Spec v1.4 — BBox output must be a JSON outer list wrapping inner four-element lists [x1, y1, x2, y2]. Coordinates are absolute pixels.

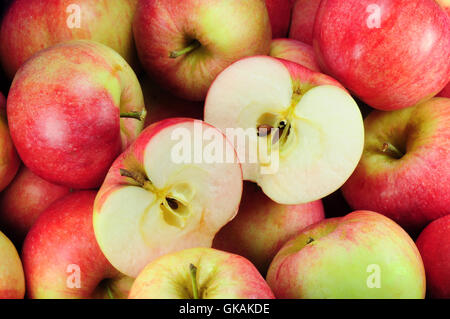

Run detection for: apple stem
[[189, 263, 200, 299], [169, 40, 201, 59], [120, 111, 144, 121], [381, 142, 404, 159], [306, 237, 315, 245], [106, 285, 114, 299], [119, 168, 156, 193]]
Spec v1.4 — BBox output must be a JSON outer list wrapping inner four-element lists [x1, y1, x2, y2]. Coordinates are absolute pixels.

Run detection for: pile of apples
[[0, 0, 449, 300]]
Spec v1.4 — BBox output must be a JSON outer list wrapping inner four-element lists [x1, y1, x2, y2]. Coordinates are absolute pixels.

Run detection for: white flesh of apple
[[204, 57, 364, 204], [94, 121, 242, 277]]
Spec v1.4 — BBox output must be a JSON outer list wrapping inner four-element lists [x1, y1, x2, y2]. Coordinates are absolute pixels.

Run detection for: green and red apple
[[7, 40, 146, 189], [0, 0, 138, 79], [22, 191, 133, 299], [342, 97, 450, 232], [133, 0, 272, 101], [129, 248, 275, 299], [204, 56, 364, 204], [0, 230, 25, 299], [267, 211, 426, 298], [213, 182, 324, 274], [270, 38, 320, 71]]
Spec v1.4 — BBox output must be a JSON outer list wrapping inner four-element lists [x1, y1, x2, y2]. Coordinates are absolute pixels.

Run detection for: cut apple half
[[93, 119, 243, 277], [204, 56, 364, 204]]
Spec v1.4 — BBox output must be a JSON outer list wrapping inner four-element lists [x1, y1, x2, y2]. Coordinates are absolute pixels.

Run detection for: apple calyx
[[169, 40, 201, 59], [119, 168, 193, 229], [120, 111, 145, 121], [189, 263, 200, 299], [381, 142, 404, 159]]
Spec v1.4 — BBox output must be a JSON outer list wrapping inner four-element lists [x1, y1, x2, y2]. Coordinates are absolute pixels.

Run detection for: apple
[[436, 0, 450, 15], [0, 166, 71, 244], [7, 40, 146, 189], [265, 0, 294, 38], [313, 0, 450, 111], [140, 76, 203, 128], [289, 0, 321, 45], [438, 83, 450, 98], [93, 118, 243, 278], [416, 214, 450, 299], [267, 211, 426, 298], [0, 0, 138, 79], [0, 230, 25, 299], [341, 97, 450, 233], [133, 0, 272, 101], [0, 91, 19, 192], [270, 38, 320, 72], [204, 56, 364, 205], [129, 247, 274, 299], [213, 182, 324, 275], [22, 191, 133, 299]]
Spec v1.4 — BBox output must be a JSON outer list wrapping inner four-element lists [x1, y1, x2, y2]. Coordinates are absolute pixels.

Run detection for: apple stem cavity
[[381, 142, 404, 159], [169, 40, 201, 59], [120, 111, 144, 121], [189, 263, 200, 299]]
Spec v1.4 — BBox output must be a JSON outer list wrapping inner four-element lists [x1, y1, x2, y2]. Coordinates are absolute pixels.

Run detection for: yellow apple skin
[[129, 248, 275, 299], [213, 182, 324, 275], [0, 231, 25, 299]]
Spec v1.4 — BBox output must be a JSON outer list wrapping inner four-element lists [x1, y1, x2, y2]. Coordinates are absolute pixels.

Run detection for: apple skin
[[22, 191, 133, 299], [0, 91, 19, 192], [265, 0, 294, 38], [141, 76, 203, 128], [289, 0, 321, 45], [416, 214, 450, 299], [436, 0, 450, 15], [267, 211, 426, 299], [133, 0, 272, 101], [270, 38, 320, 72], [0, 230, 25, 299], [341, 97, 450, 233], [438, 83, 450, 98], [7, 40, 145, 189], [129, 247, 275, 299], [313, 0, 450, 111], [213, 182, 324, 275], [0, 0, 138, 79], [0, 166, 71, 244]]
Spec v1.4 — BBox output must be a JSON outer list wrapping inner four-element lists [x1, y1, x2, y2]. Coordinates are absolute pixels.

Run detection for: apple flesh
[[341, 97, 450, 232], [313, 0, 450, 111], [0, 0, 138, 79], [7, 40, 146, 189], [0, 166, 71, 244], [22, 191, 133, 299], [0, 230, 25, 299], [93, 118, 243, 278], [133, 0, 272, 101], [265, 0, 294, 38], [289, 0, 321, 45], [267, 211, 426, 298], [213, 182, 324, 275], [129, 247, 275, 299], [204, 56, 364, 204], [416, 214, 450, 299], [0, 91, 19, 192], [270, 38, 320, 72]]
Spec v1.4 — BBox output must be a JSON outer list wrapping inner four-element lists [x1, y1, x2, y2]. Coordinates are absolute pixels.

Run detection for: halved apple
[[93, 118, 243, 277], [204, 56, 364, 204]]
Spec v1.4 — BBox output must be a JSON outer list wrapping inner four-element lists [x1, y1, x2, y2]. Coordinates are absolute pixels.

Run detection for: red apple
[[416, 214, 450, 299], [7, 40, 146, 189], [0, 0, 138, 79], [342, 97, 450, 232], [129, 248, 275, 299], [213, 182, 324, 275], [0, 166, 71, 244], [289, 0, 321, 45], [133, 0, 272, 101], [0, 91, 19, 192], [313, 0, 450, 110], [270, 38, 320, 71], [22, 191, 133, 299], [438, 84, 450, 98], [267, 211, 426, 298], [265, 0, 294, 38], [0, 230, 25, 299]]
